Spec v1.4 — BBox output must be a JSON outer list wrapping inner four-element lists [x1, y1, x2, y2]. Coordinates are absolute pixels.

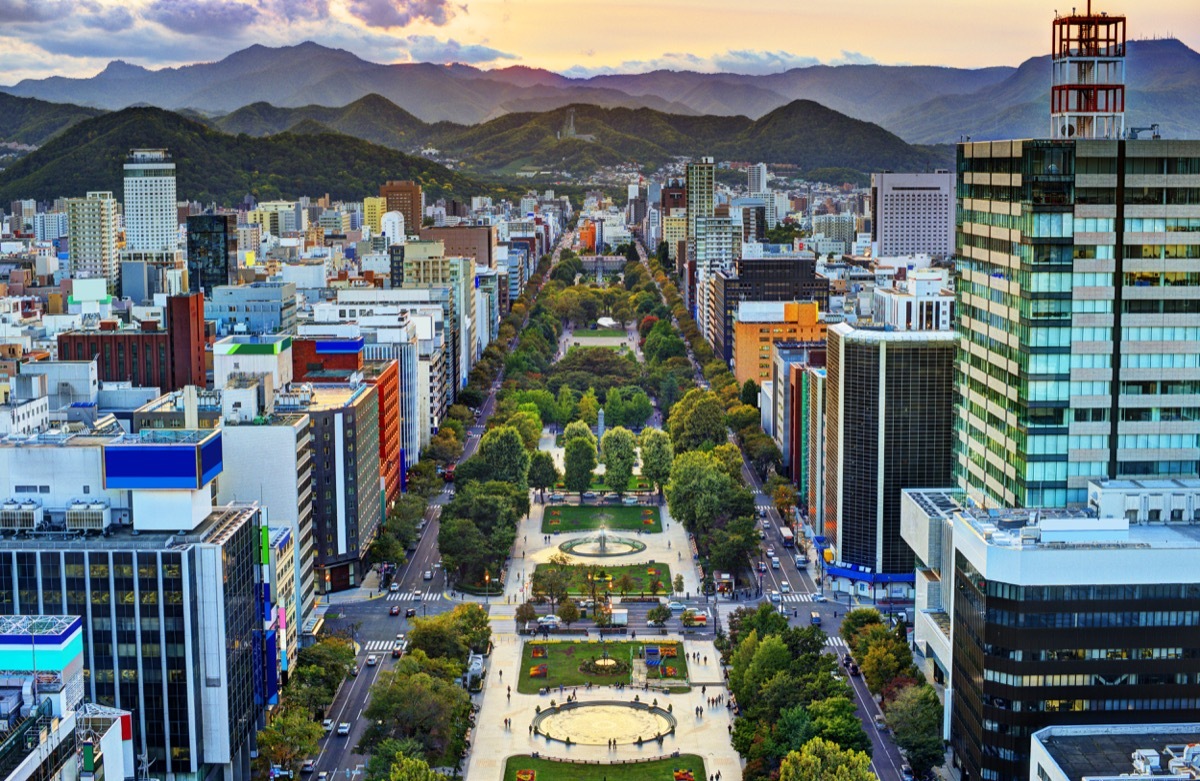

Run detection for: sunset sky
[[1, 0, 1198, 83]]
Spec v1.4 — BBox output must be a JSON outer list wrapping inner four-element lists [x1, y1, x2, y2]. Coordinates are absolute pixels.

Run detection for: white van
[[770, 556, 780, 570]]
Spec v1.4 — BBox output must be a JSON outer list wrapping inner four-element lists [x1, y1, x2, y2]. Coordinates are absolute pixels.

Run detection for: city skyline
[[2, 0, 1199, 83]]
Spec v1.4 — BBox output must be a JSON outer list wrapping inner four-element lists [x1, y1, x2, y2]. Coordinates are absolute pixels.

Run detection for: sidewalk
[[319, 568, 386, 606]]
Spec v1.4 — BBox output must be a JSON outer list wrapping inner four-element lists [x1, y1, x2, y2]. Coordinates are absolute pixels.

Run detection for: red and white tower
[[1051, 2, 1126, 140]]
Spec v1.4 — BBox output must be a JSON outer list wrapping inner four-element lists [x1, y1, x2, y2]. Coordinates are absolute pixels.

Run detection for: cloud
[[344, 0, 458, 28], [400, 35, 514, 63], [263, 0, 330, 23], [79, 5, 136, 31], [0, 0, 63, 23], [711, 49, 820, 74], [828, 50, 878, 66], [143, 0, 260, 35]]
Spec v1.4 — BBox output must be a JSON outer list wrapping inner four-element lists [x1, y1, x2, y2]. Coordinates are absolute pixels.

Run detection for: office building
[[712, 255, 830, 363], [731, 302, 826, 386], [206, 281, 297, 335], [66, 192, 120, 290], [123, 149, 177, 253], [419, 225, 497, 268], [900, 485, 1200, 781], [186, 214, 238, 295], [802, 366, 827, 525], [0, 616, 135, 781], [872, 269, 955, 331], [823, 322, 956, 587], [0, 427, 265, 781], [57, 293, 205, 393], [955, 137, 1200, 509], [660, 177, 686, 214], [869, 172, 955, 258], [379, 181, 423, 241], [685, 157, 715, 242], [1030, 724, 1200, 781]]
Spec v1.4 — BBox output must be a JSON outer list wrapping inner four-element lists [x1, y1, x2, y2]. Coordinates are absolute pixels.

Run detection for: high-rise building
[[363, 196, 386, 235], [186, 214, 238, 295], [824, 322, 956, 584], [123, 149, 177, 252], [731, 301, 826, 386], [955, 138, 1200, 509], [747, 162, 768, 195], [66, 192, 120, 290], [685, 157, 715, 243], [661, 177, 687, 214], [712, 256, 830, 363], [870, 172, 955, 257], [379, 180, 423, 240], [419, 225, 497, 268]]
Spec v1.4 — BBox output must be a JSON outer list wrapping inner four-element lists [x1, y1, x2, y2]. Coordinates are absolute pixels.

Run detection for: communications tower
[[1050, 1, 1126, 140]]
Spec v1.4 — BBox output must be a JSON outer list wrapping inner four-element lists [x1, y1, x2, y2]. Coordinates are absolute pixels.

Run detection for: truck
[[443, 463, 456, 482], [609, 609, 628, 627]]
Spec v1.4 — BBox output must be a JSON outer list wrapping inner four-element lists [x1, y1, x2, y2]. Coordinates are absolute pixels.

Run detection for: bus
[[443, 463, 456, 482], [780, 527, 795, 548]]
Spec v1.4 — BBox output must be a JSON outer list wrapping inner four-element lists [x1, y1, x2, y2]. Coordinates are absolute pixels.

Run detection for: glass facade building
[[955, 139, 1200, 509], [186, 214, 238, 296]]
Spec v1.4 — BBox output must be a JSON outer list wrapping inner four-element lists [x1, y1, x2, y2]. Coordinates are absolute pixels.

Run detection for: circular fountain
[[532, 701, 676, 745], [558, 524, 646, 557]]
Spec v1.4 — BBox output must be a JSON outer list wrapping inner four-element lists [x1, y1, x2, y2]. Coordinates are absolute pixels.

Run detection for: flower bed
[[530, 664, 548, 678], [532, 646, 547, 658]]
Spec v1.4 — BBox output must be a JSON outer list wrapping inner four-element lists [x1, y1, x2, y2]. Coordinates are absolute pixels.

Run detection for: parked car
[[318, 772, 329, 781], [582, 491, 597, 500], [901, 764, 914, 781], [549, 494, 564, 503], [622, 496, 639, 506], [874, 714, 888, 731], [301, 761, 316, 774], [537, 615, 560, 627], [322, 719, 333, 732], [667, 601, 686, 611], [757, 561, 767, 573], [350, 665, 359, 677], [336, 722, 351, 736], [389, 605, 401, 616]]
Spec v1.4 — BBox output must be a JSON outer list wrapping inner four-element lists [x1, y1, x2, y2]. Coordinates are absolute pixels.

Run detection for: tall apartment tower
[[747, 162, 768, 195], [66, 191, 120, 289], [1051, 2, 1126, 140], [123, 149, 177, 252], [824, 322, 956, 584], [685, 157, 715, 240], [870, 172, 955, 257], [379, 180, 423, 239]]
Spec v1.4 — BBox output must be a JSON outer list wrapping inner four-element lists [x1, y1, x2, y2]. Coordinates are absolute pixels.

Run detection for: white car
[[366, 655, 378, 666], [322, 719, 333, 732], [812, 593, 827, 603], [769, 590, 781, 603], [423, 570, 433, 581], [667, 601, 686, 611], [336, 722, 351, 736], [766, 546, 776, 557], [780, 582, 791, 593], [537, 615, 560, 627]]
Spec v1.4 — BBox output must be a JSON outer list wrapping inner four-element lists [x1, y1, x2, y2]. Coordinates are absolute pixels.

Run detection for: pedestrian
[[499, 670, 503, 679], [529, 725, 533, 735], [704, 656, 707, 665], [728, 724, 733, 735], [717, 771, 722, 780]]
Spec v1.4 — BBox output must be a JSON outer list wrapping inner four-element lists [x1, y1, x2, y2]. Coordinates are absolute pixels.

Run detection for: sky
[[1, 0, 1198, 83]]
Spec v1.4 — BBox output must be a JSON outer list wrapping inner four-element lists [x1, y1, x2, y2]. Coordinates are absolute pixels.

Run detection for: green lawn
[[574, 329, 629, 338], [543, 504, 662, 533], [531, 562, 673, 597], [515, 640, 688, 694], [504, 754, 706, 781]]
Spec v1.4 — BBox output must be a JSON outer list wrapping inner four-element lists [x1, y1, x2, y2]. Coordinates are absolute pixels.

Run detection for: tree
[[808, 697, 872, 754], [527, 450, 561, 501], [556, 600, 581, 628], [556, 384, 577, 424], [449, 603, 492, 655], [886, 684, 945, 778], [625, 391, 654, 429], [600, 427, 637, 495], [638, 428, 674, 496], [507, 410, 543, 451], [614, 573, 635, 597], [649, 578, 664, 596], [475, 426, 530, 490], [839, 608, 884, 646], [563, 437, 596, 497], [673, 573, 685, 595], [646, 604, 672, 626], [561, 419, 595, 447], [578, 388, 600, 426], [363, 669, 470, 763], [778, 737, 875, 781], [386, 753, 449, 781], [860, 643, 904, 694], [426, 428, 463, 464], [741, 379, 761, 407], [407, 613, 468, 662], [256, 705, 323, 772], [773, 483, 799, 520], [515, 601, 538, 626], [667, 389, 727, 452]]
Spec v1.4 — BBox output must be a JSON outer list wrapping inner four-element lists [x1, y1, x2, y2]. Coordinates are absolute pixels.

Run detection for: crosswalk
[[825, 636, 848, 649], [361, 640, 397, 653], [780, 593, 820, 603], [384, 591, 442, 602]]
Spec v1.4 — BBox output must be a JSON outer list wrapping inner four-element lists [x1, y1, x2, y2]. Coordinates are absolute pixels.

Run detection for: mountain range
[[3, 39, 1199, 143]]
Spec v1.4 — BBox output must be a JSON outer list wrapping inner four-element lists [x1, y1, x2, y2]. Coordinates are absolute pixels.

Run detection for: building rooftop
[[0, 615, 80, 637], [0, 502, 258, 552], [1034, 723, 1200, 781]]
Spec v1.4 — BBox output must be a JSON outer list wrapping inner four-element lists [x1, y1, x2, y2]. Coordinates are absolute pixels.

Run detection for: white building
[[1031, 724, 1200, 781], [747, 162, 768, 196], [123, 149, 177, 252], [872, 269, 955, 331], [870, 171, 954, 258]]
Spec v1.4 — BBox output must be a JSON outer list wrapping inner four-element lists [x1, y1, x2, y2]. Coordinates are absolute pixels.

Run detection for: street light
[[485, 570, 490, 604]]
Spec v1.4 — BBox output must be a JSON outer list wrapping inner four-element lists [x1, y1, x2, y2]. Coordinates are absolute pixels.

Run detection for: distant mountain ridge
[[4, 39, 1198, 142]]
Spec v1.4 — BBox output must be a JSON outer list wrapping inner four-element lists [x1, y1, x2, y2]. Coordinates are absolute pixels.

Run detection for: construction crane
[[1127, 124, 1161, 140]]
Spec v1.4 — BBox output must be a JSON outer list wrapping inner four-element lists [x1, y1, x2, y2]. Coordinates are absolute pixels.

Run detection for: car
[[622, 496, 639, 506], [771, 557, 780, 570], [780, 582, 791, 593], [582, 491, 597, 500], [769, 590, 781, 603], [336, 722, 351, 736], [322, 719, 333, 732], [396, 633, 406, 641], [423, 570, 433, 581], [388, 582, 400, 593], [756, 507, 767, 518], [758, 529, 766, 539], [874, 714, 888, 731], [766, 546, 776, 557], [537, 615, 560, 627], [301, 761, 316, 774], [848, 663, 861, 677], [318, 773, 329, 781], [435, 560, 443, 569], [901, 764, 914, 781], [667, 601, 686, 611], [812, 593, 827, 603], [350, 665, 359, 677], [405, 607, 417, 618], [549, 494, 564, 503], [392, 645, 404, 658], [794, 555, 807, 569], [762, 520, 772, 530], [389, 605, 401, 616], [843, 654, 853, 667], [757, 561, 767, 573], [366, 655, 378, 666], [603, 494, 621, 504], [413, 590, 423, 601]]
